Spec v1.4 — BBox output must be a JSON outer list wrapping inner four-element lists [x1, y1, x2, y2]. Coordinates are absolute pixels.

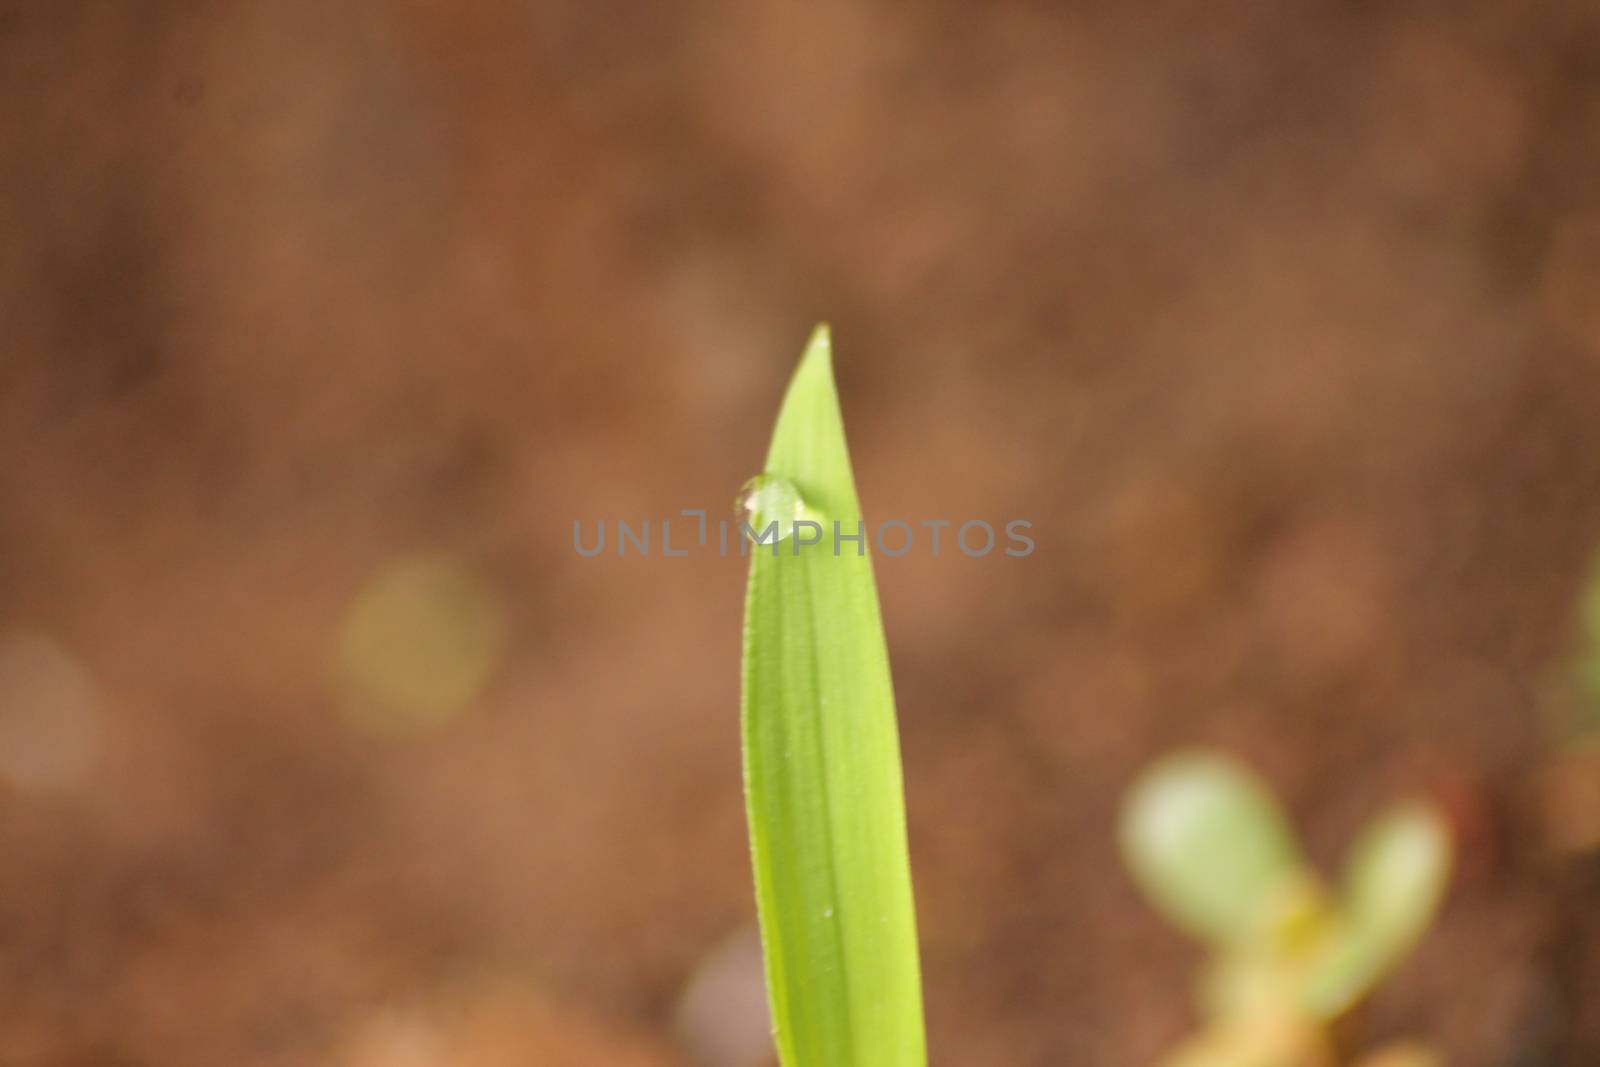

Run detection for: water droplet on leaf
[[735, 474, 812, 545]]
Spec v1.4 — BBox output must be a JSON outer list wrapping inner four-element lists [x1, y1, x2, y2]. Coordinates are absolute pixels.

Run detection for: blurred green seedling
[[1120, 750, 1453, 1067], [1533, 551, 1600, 861], [1559, 551, 1600, 747]]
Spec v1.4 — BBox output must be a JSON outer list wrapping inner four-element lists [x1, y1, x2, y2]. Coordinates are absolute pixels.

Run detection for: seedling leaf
[[1301, 801, 1452, 1017], [1120, 751, 1303, 948]]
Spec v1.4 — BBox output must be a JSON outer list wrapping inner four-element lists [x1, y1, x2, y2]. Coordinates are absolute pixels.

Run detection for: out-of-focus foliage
[[1536, 552, 1600, 858], [1121, 752, 1304, 949], [1565, 553, 1600, 744], [1121, 750, 1453, 1067], [336, 553, 509, 734]]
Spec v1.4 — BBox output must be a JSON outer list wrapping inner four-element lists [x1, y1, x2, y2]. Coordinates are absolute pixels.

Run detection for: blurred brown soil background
[[4, 1, 1600, 1064]]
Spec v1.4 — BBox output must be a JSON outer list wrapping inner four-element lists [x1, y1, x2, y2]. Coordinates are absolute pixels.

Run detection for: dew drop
[[734, 474, 813, 545]]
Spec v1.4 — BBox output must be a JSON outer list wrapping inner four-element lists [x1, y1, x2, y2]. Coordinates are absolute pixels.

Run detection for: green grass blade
[[741, 325, 927, 1067]]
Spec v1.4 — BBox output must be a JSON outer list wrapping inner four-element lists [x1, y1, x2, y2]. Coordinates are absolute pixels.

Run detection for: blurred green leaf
[[1561, 551, 1600, 742], [1301, 802, 1452, 1017], [741, 326, 927, 1067], [1582, 553, 1600, 644], [1571, 555, 1600, 737], [1121, 751, 1304, 948], [336, 553, 507, 734]]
